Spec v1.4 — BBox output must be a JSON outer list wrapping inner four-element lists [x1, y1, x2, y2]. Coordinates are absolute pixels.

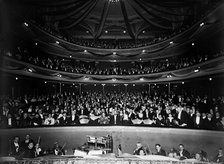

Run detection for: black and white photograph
[[0, 0, 224, 163]]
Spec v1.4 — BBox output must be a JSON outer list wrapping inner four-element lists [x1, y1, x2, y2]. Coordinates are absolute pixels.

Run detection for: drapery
[[133, 0, 174, 23], [135, 0, 187, 23], [94, 1, 111, 39], [141, 0, 196, 7], [119, 0, 136, 40], [59, 0, 98, 29], [127, 0, 172, 30], [41, 0, 87, 16], [55, 0, 93, 21], [23, 0, 81, 7], [139, 0, 191, 17]]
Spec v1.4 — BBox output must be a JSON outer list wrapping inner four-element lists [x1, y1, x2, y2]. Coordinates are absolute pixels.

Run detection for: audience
[[4, 47, 224, 76], [0, 91, 224, 131]]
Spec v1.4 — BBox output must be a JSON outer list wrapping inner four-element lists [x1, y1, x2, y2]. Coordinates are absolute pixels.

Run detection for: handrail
[[0, 156, 220, 164]]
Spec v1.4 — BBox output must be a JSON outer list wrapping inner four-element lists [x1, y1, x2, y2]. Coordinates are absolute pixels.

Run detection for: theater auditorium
[[0, 0, 224, 163]]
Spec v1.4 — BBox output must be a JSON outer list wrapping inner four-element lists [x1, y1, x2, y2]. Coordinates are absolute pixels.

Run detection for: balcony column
[[168, 83, 171, 96], [148, 84, 151, 96], [59, 83, 62, 95], [102, 84, 105, 95], [79, 83, 82, 95], [124, 84, 128, 93]]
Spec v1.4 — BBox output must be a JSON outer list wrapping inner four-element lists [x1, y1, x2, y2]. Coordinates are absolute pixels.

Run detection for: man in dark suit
[[155, 144, 166, 156], [188, 108, 195, 128], [22, 142, 36, 158], [204, 113, 215, 130], [179, 144, 190, 160], [10, 136, 22, 156], [110, 110, 121, 125], [193, 111, 203, 129], [176, 106, 189, 127], [21, 134, 34, 150], [68, 110, 79, 125], [59, 112, 69, 125]]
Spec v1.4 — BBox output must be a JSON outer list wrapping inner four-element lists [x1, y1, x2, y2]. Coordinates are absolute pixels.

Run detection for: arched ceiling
[[7, 0, 219, 40]]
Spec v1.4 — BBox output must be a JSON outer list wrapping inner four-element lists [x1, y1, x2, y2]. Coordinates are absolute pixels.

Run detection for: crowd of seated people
[[32, 20, 190, 49], [6, 133, 224, 163], [4, 47, 224, 75], [0, 91, 224, 130]]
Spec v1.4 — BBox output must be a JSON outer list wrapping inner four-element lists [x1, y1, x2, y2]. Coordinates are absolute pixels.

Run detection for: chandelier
[[109, 0, 119, 3]]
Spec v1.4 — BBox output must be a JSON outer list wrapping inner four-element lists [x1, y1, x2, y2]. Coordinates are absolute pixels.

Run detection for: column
[[102, 84, 105, 95], [59, 83, 62, 94], [148, 84, 151, 96], [79, 83, 82, 95], [168, 83, 171, 96], [124, 84, 128, 93]]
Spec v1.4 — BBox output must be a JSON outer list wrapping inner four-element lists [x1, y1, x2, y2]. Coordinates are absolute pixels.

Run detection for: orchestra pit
[[0, 0, 224, 163]]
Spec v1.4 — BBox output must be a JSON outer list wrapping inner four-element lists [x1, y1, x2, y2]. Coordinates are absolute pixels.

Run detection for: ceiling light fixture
[[200, 22, 204, 27], [194, 69, 199, 73], [109, 0, 119, 2], [28, 68, 33, 72], [24, 22, 28, 27]]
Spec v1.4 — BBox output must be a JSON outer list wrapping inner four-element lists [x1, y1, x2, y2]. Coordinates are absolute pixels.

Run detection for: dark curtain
[[119, 0, 135, 39], [127, 0, 172, 30], [59, 0, 98, 29], [94, 1, 111, 39]]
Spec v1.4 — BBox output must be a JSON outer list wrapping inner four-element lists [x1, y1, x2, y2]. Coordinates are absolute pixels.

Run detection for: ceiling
[[1, 0, 224, 62], [4, 0, 220, 40]]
